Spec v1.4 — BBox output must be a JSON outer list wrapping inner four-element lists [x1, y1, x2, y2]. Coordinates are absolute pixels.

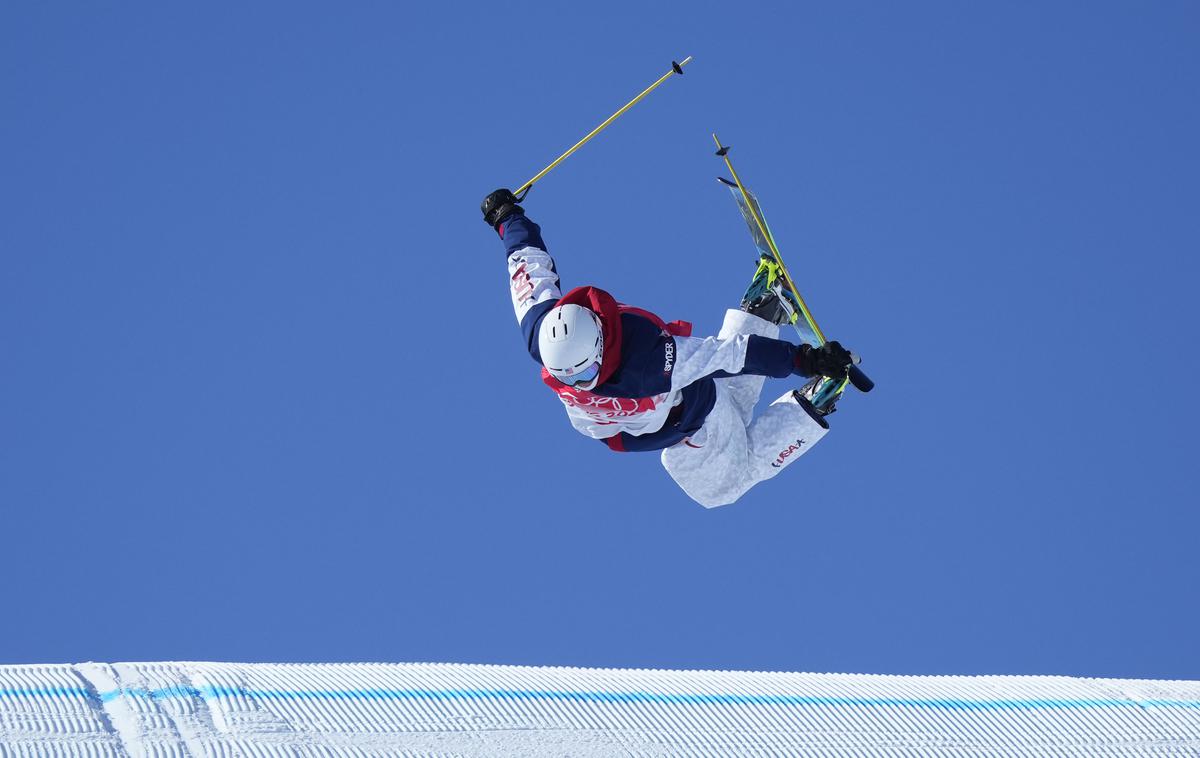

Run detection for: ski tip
[[672, 60, 684, 75], [717, 176, 737, 187]]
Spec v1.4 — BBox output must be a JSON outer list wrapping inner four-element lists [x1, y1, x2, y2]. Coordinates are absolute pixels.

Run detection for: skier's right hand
[[481, 189, 523, 229], [794, 341, 853, 379]]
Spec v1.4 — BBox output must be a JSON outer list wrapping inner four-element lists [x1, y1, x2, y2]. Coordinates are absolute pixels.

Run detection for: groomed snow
[[1, 661, 1198, 756]]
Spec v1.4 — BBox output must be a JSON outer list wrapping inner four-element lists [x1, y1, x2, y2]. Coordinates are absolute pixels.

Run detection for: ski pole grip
[[849, 365, 875, 393]]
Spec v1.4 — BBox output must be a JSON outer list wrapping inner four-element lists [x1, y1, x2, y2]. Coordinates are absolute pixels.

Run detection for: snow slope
[[1, 662, 1199, 756]]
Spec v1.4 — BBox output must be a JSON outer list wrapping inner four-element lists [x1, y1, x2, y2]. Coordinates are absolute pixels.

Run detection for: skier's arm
[[483, 190, 562, 363], [504, 215, 561, 363], [669, 333, 798, 390], [670, 330, 855, 389]]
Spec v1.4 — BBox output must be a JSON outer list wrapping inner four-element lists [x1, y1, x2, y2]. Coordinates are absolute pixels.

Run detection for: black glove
[[481, 188, 523, 229], [793, 340, 853, 379]]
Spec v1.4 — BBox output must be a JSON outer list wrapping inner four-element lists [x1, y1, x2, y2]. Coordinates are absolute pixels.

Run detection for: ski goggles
[[553, 361, 601, 387]]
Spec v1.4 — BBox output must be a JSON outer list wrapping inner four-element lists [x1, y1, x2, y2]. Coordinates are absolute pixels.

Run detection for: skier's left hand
[[794, 341, 853, 379]]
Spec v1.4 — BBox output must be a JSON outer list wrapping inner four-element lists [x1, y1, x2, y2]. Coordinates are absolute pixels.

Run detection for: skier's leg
[[661, 389, 828, 508], [660, 389, 748, 507], [742, 390, 830, 485], [716, 309, 778, 426]]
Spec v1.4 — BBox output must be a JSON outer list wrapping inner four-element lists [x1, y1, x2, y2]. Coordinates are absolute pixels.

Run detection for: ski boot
[[795, 371, 849, 418], [739, 254, 803, 326]]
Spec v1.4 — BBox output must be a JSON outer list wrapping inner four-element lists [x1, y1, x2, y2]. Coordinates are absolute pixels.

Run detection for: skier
[[483, 188, 856, 507]]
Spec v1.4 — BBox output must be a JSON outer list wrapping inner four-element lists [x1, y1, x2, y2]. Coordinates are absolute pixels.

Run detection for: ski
[[713, 135, 874, 394]]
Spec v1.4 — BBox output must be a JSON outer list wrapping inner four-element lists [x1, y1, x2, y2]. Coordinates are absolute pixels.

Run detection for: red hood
[[542, 286, 623, 388], [539, 287, 691, 395]]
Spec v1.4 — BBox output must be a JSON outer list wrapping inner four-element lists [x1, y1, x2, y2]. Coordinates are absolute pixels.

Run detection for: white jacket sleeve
[[669, 334, 754, 390], [669, 309, 786, 391], [507, 246, 561, 326]]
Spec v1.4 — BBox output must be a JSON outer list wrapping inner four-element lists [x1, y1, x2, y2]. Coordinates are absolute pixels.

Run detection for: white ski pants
[[660, 309, 829, 508]]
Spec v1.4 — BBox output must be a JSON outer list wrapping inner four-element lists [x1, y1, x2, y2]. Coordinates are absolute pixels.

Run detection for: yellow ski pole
[[712, 133, 825, 343], [513, 57, 693, 200]]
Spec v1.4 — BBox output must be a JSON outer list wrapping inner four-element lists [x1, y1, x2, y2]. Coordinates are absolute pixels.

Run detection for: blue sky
[[2, 2, 1198, 679]]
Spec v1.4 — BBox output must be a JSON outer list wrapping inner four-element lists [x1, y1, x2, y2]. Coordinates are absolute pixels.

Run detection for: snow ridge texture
[[1, 661, 1199, 756]]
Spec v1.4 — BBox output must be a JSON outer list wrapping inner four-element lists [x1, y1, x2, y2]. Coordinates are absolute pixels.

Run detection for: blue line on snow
[[77, 685, 1200, 712], [0, 687, 92, 699]]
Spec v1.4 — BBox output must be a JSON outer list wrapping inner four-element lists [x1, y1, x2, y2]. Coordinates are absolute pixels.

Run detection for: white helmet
[[539, 304, 604, 388]]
